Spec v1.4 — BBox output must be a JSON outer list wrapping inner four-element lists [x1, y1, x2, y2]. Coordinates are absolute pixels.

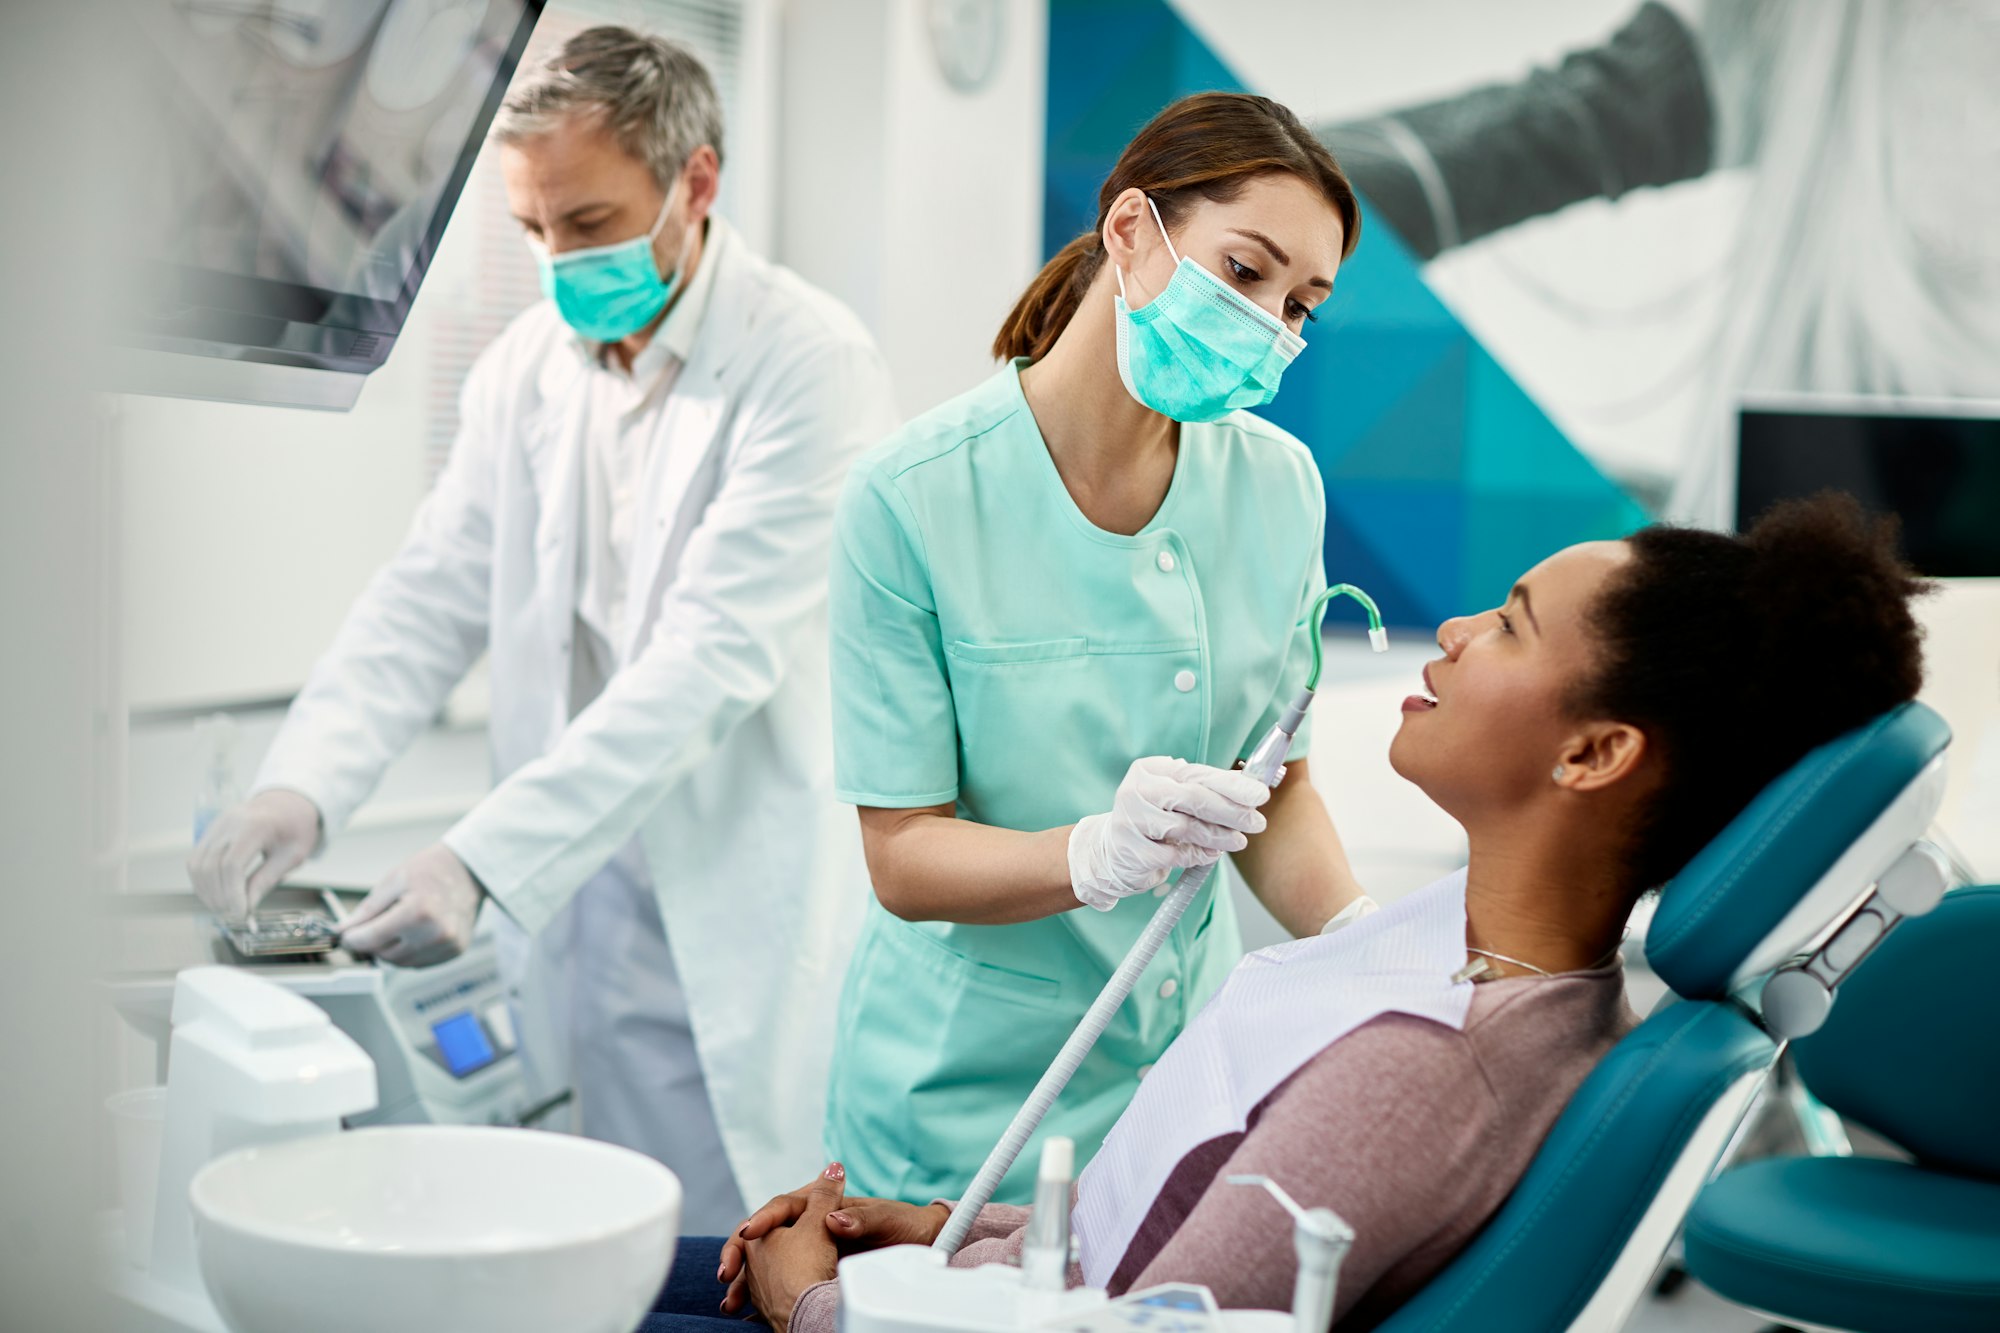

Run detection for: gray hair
[[494, 26, 725, 186]]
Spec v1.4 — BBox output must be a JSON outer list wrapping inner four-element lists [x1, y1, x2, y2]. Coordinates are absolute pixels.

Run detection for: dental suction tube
[[931, 584, 1385, 1257], [931, 855, 1227, 1254]]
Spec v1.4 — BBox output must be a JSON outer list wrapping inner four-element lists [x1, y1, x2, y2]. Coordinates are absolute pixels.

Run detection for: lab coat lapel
[[620, 227, 754, 659], [531, 356, 591, 713]]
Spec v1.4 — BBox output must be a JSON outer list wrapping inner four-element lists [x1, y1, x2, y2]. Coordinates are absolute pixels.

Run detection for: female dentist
[[822, 93, 1374, 1205]]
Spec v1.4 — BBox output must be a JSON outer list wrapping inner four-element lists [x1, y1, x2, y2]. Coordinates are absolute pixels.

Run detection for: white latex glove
[[187, 788, 323, 925], [1068, 757, 1273, 911], [337, 843, 485, 968]]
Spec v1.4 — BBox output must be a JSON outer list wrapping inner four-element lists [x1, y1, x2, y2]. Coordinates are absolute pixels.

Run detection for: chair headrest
[[1793, 884, 2000, 1182], [1646, 702, 1951, 1000]]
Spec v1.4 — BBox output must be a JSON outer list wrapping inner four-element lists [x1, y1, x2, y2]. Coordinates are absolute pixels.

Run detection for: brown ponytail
[[992, 92, 1360, 363]]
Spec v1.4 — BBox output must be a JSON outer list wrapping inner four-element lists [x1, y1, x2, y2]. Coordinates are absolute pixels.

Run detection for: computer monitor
[[109, 0, 545, 410], [1735, 395, 2000, 578]]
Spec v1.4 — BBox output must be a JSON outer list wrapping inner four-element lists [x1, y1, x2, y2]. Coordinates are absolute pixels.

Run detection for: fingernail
[[738, 1225, 748, 1236], [824, 1162, 845, 1181], [716, 1265, 725, 1281], [829, 1211, 851, 1227]]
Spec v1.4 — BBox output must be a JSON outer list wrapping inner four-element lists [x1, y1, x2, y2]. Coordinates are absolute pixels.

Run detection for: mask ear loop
[[651, 175, 697, 288], [647, 177, 681, 242], [1114, 193, 1182, 305], [1145, 194, 1182, 265]]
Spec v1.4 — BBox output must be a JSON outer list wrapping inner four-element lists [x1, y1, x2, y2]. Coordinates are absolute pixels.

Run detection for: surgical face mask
[[529, 185, 684, 343], [1112, 195, 1307, 423]]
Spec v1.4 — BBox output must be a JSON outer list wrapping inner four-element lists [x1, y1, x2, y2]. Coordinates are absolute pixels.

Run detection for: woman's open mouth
[[1402, 664, 1440, 714]]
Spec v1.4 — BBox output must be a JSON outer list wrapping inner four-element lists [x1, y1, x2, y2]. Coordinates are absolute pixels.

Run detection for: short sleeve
[[1240, 480, 1327, 763], [830, 462, 962, 807]]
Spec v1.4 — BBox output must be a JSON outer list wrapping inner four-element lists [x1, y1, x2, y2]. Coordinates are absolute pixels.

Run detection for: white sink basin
[[189, 1126, 681, 1333]]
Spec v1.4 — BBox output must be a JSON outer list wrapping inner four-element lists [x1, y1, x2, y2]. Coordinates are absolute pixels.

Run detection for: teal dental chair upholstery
[[1682, 883, 2000, 1333], [1374, 701, 1953, 1333]]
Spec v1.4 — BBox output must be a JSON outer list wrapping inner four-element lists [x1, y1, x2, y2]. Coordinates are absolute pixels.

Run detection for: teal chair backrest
[[1374, 702, 1951, 1332], [1791, 884, 2000, 1181]]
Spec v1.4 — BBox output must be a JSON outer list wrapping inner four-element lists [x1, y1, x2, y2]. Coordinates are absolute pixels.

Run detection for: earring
[[1552, 765, 1567, 782]]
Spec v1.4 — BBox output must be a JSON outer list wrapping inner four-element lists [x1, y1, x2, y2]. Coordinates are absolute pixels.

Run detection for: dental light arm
[[931, 585, 1386, 1257]]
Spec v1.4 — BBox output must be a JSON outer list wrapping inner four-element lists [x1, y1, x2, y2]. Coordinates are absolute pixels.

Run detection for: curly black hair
[[1573, 491, 1931, 894]]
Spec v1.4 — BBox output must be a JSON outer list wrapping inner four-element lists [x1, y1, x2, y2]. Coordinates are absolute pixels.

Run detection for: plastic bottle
[[193, 713, 240, 845]]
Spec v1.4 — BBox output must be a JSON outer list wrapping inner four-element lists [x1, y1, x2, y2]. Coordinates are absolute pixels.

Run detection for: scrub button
[[1158, 978, 1178, 1000], [1174, 669, 1197, 693], [1137, 1064, 1155, 1081], [1156, 550, 1177, 573]]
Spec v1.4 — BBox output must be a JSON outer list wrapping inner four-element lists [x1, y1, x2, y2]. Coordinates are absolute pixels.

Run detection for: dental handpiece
[[1227, 1175, 1356, 1333], [1020, 1136, 1076, 1291]]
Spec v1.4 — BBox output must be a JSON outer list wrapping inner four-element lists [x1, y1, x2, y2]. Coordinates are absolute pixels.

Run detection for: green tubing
[[1303, 583, 1385, 690]]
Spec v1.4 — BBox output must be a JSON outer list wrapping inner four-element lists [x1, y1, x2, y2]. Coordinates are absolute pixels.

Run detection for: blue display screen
[[431, 1011, 496, 1077]]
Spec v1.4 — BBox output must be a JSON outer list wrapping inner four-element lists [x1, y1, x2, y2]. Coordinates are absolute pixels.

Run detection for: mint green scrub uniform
[[824, 359, 1328, 1204]]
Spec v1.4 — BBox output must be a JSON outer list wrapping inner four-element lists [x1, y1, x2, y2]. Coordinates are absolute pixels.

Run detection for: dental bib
[[1072, 869, 1474, 1286]]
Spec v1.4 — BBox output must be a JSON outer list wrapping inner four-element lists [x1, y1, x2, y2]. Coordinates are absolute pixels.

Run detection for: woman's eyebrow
[[1224, 228, 1334, 291], [1509, 583, 1542, 635], [1225, 227, 1290, 265]]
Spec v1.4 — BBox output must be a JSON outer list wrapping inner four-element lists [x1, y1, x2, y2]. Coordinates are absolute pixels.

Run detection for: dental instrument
[[1020, 1137, 1076, 1292], [933, 584, 1386, 1256], [1226, 1175, 1356, 1333]]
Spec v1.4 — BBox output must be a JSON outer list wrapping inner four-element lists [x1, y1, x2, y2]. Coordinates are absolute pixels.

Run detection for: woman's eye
[[1227, 255, 1259, 283], [1498, 612, 1515, 635], [1287, 300, 1319, 324]]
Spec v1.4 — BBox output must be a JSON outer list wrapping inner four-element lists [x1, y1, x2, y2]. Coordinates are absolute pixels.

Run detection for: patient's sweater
[[791, 967, 1634, 1333]]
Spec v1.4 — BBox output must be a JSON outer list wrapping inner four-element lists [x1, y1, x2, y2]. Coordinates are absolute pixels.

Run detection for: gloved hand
[[1068, 757, 1272, 911], [187, 788, 323, 924], [337, 843, 485, 968]]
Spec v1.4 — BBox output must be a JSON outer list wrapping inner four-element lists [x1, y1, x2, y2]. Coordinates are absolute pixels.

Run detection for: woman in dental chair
[[646, 493, 1927, 1333]]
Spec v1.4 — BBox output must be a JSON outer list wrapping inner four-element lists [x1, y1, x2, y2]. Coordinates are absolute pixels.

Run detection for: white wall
[[115, 331, 439, 713], [775, 0, 1047, 419]]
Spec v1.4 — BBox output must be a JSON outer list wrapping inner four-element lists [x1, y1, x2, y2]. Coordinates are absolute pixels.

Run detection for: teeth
[[1419, 692, 1439, 706]]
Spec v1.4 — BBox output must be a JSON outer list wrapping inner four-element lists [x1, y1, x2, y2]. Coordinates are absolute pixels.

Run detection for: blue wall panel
[[1045, 0, 1650, 629]]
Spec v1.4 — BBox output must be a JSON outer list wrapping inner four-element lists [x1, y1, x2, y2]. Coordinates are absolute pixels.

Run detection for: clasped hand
[[717, 1163, 949, 1331]]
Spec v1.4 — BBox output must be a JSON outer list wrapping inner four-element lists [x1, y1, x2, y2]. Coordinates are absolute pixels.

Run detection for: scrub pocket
[[943, 636, 1205, 833], [826, 913, 1070, 1204], [944, 637, 1089, 667]]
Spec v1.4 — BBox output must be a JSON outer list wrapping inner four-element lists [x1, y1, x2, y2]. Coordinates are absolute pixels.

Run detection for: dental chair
[[1374, 700, 1953, 1333], [1681, 882, 2000, 1333]]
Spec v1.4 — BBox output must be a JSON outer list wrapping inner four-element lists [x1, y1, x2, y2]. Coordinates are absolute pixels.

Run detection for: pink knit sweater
[[792, 967, 1633, 1332]]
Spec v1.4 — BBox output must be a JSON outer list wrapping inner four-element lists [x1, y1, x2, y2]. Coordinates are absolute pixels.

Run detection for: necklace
[[1451, 932, 1628, 984]]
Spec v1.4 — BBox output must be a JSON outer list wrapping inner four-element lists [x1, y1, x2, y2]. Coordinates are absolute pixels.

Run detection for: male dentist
[[188, 27, 897, 1232]]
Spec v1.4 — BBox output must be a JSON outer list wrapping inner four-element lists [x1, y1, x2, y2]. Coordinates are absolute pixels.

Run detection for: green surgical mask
[[1112, 195, 1307, 422], [529, 185, 684, 344]]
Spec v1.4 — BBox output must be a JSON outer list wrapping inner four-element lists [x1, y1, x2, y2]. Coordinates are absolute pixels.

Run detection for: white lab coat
[[256, 218, 899, 1207]]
